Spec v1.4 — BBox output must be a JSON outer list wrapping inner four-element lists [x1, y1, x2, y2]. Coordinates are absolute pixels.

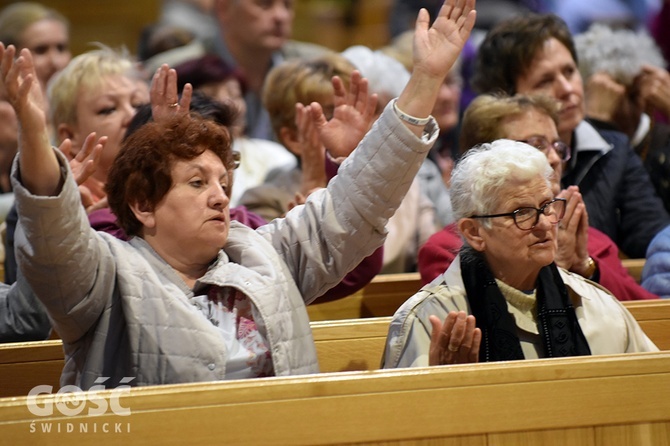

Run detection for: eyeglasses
[[470, 198, 567, 230], [517, 136, 571, 162]]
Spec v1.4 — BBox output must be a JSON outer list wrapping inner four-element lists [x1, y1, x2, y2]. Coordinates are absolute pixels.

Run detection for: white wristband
[[392, 99, 431, 126]]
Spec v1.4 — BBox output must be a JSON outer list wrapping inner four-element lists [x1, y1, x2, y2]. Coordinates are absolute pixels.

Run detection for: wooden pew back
[[308, 259, 649, 321], [1, 299, 668, 399], [1, 351, 669, 445]]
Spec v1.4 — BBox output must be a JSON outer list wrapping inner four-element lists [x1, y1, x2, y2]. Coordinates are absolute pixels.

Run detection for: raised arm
[[0, 45, 60, 196], [397, 0, 476, 136]]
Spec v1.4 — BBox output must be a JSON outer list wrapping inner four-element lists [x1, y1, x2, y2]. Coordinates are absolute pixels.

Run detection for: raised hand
[[150, 64, 192, 123], [0, 44, 60, 196], [412, 0, 477, 81], [63, 132, 109, 213], [66, 133, 107, 187], [428, 311, 481, 365], [307, 71, 378, 159], [0, 45, 47, 137], [294, 102, 327, 197], [396, 0, 476, 136], [638, 64, 670, 119], [584, 72, 626, 123]]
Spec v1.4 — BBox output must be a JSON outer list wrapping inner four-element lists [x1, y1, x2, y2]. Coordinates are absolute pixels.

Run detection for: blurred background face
[[66, 75, 149, 183], [199, 77, 247, 134], [432, 70, 462, 132], [515, 38, 584, 140], [19, 18, 71, 91], [499, 109, 563, 195], [219, 0, 294, 53]]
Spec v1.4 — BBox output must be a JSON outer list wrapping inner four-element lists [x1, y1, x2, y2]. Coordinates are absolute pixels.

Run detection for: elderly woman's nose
[[536, 211, 555, 230], [208, 182, 229, 209]]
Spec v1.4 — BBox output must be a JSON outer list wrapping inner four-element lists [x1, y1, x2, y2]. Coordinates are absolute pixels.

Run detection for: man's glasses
[[470, 198, 567, 230], [517, 136, 571, 162]]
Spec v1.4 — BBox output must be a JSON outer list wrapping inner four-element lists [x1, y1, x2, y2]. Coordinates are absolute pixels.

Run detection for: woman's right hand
[[428, 311, 481, 365]]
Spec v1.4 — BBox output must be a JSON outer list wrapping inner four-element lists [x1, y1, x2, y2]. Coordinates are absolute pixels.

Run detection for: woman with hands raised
[[0, 0, 476, 388]]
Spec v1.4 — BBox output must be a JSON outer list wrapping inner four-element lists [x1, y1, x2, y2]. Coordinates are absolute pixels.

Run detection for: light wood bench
[[0, 317, 392, 398], [1, 351, 669, 445], [308, 272, 422, 321], [1, 299, 668, 399]]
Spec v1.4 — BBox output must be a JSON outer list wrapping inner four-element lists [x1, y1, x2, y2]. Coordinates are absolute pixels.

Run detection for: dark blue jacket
[[562, 121, 670, 258]]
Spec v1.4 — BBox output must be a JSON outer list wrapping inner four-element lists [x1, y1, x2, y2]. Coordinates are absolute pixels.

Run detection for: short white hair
[[341, 45, 410, 101], [450, 140, 554, 225], [575, 23, 666, 86]]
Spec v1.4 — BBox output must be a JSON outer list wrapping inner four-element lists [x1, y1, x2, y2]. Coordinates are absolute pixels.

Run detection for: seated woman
[[383, 140, 657, 369], [418, 94, 658, 301], [1, 0, 476, 387]]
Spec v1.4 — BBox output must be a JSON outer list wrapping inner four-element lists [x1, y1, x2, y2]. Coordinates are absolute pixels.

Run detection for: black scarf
[[459, 248, 591, 362]]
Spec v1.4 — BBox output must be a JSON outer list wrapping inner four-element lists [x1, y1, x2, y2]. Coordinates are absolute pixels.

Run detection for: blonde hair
[[459, 93, 560, 154], [0, 2, 69, 46], [262, 53, 355, 139], [48, 45, 142, 130]]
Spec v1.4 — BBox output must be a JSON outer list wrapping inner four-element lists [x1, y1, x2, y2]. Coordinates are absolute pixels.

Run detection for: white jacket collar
[[574, 120, 613, 155]]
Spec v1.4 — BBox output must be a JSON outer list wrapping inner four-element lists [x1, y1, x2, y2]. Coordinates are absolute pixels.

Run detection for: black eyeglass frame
[[470, 197, 567, 230]]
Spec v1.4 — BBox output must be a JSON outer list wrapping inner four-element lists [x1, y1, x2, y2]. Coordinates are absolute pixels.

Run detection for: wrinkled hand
[[429, 311, 481, 365], [555, 186, 590, 275], [306, 71, 378, 159], [637, 64, 670, 118], [150, 64, 192, 123], [584, 72, 626, 123], [412, 0, 476, 81]]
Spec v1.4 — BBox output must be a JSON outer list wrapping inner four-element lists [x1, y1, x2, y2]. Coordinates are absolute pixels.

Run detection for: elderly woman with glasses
[[418, 94, 658, 301], [383, 140, 657, 368]]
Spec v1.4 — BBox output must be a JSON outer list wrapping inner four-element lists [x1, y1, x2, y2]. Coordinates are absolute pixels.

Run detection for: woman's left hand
[[428, 311, 481, 365], [555, 186, 590, 275]]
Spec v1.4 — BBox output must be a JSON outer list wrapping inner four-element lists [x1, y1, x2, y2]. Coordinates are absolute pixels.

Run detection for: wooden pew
[[1, 351, 669, 445], [309, 259, 649, 321], [622, 258, 646, 284], [0, 340, 63, 399], [2, 299, 669, 399], [0, 317, 391, 398], [308, 272, 421, 321]]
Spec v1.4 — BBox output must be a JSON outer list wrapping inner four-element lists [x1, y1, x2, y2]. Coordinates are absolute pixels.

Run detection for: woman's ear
[[459, 218, 486, 252], [129, 200, 156, 231]]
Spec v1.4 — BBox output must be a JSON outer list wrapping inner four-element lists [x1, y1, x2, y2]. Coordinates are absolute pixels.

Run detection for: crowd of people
[[0, 0, 667, 389]]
